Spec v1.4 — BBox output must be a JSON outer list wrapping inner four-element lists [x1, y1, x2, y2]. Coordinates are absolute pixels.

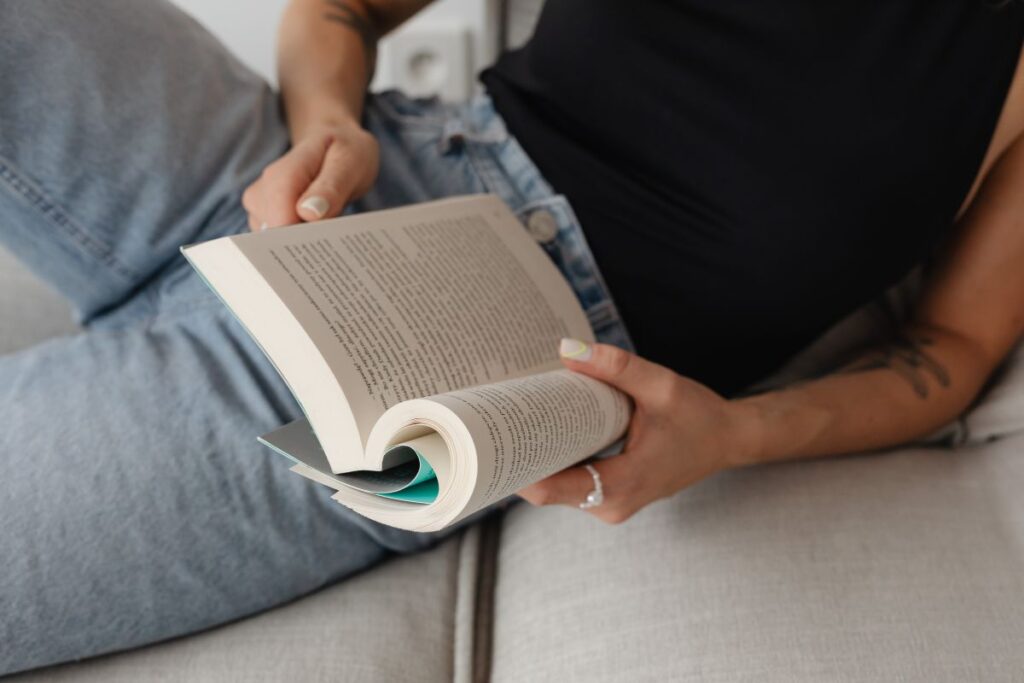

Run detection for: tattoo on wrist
[[324, 1, 380, 83], [841, 334, 951, 399]]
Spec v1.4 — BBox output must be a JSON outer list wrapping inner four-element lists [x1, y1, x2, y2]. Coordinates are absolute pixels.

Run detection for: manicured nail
[[559, 338, 592, 361], [299, 196, 329, 219]]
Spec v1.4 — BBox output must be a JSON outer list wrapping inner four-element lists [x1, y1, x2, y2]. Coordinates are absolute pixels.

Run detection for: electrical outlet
[[386, 22, 472, 102]]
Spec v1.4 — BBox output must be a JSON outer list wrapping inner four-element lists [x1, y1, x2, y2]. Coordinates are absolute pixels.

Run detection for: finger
[[296, 138, 360, 222], [517, 462, 598, 507], [246, 211, 268, 232], [259, 140, 325, 229], [577, 455, 642, 525], [242, 183, 263, 232], [558, 338, 670, 401], [518, 457, 642, 524]]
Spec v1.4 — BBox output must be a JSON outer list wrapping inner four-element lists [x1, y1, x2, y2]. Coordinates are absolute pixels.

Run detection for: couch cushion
[[0, 246, 77, 353], [490, 435, 1024, 682], [12, 530, 469, 682]]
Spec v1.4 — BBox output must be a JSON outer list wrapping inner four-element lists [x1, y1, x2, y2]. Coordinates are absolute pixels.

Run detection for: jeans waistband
[[441, 95, 559, 212], [440, 96, 635, 353]]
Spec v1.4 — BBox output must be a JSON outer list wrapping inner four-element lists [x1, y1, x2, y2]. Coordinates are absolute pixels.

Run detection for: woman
[[1, 0, 1022, 674]]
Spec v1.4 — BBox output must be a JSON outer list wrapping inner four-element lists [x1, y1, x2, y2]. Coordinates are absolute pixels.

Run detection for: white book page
[[428, 368, 631, 518], [227, 195, 593, 469], [331, 368, 631, 531]]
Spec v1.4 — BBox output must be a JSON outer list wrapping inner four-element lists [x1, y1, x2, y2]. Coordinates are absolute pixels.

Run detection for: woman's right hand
[[242, 118, 380, 231]]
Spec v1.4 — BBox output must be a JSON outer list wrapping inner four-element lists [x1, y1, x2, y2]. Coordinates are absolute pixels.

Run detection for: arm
[[518, 135, 1024, 524], [738, 133, 1024, 465], [243, 0, 432, 230], [277, 0, 429, 140]]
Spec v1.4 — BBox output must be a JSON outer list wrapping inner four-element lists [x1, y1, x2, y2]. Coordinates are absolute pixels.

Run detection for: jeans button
[[526, 209, 559, 244]]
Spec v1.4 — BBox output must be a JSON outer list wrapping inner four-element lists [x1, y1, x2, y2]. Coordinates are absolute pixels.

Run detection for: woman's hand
[[516, 339, 756, 524], [242, 118, 379, 230]]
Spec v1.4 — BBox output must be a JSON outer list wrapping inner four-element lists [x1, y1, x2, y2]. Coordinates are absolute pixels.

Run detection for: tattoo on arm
[[324, 0, 380, 83], [841, 334, 951, 399]]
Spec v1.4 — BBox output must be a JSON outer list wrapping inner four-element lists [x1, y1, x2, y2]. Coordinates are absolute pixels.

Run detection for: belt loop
[[439, 118, 466, 155]]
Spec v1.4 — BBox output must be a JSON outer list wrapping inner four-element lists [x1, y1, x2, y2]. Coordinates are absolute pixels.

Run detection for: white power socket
[[386, 22, 473, 102]]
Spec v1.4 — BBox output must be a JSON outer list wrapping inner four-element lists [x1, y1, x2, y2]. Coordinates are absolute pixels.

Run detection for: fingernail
[[559, 337, 592, 361], [299, 196, 329, 219], [259, 222, 269, 231]]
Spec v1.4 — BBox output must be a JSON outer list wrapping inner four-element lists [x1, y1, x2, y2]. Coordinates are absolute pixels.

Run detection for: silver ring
[[579, 464, 604, 509]]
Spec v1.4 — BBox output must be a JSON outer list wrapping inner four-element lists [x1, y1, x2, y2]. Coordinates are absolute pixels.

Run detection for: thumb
[[295, 138, 359, 222], [558, 338, 665, 398]]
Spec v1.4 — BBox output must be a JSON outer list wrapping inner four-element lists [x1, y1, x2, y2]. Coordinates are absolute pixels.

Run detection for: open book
[[182, 195, 630, 532]]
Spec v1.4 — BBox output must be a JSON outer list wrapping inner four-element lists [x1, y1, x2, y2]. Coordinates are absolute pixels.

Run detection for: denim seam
[[512, 195, 570, 218], [463, 141, 526, 209], [0, 157, 137, 282]]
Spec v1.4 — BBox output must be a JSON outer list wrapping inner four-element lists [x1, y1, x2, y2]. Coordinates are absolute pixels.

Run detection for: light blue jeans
[[0, 1, 630, 674]]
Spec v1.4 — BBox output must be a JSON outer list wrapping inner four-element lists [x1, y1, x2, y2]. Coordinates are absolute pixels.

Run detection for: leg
[[0, 281, 471, 675], [0, 89, 508, 682], [0, 0, 287, 322], [0, 19, 571, 672]]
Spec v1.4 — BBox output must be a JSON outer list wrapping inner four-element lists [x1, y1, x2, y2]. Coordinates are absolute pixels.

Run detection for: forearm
[[277, 0, 428, 141], [733, 130, 1024, 468], [732, 323, 996, 466]]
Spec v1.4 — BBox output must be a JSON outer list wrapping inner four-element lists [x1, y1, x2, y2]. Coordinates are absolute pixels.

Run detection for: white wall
[[169, 0, 498, 97], [170, 0, 289, 84]]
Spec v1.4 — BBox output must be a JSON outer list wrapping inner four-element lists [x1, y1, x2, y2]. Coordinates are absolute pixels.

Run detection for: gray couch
[[7, 1, 1024, 680]]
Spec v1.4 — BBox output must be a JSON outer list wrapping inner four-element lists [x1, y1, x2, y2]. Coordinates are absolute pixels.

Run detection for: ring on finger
[[579, 464, 604, 510]]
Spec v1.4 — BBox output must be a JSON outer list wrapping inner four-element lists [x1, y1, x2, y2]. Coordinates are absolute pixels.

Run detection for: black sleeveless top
[[481, 0, 1024, 395]]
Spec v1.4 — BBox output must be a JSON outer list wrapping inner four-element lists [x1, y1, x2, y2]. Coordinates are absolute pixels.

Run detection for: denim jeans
[[0, 1, 630, 674]]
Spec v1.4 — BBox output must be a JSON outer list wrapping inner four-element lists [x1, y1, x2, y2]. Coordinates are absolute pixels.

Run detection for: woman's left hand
[[516, 339, 756, 524]]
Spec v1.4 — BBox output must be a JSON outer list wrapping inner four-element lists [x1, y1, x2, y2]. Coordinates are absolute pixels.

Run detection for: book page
[[425, 369, 631, 513], [228, 196, 594, 461]]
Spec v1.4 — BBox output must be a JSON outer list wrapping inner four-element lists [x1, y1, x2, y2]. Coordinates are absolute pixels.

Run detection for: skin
[[247, 0, 1024, 525], [242, 0, 427, 229]]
